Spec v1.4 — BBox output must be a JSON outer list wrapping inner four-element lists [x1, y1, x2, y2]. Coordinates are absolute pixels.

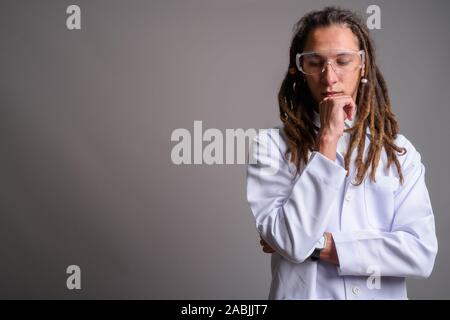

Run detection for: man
[[246, 7, 437, 299]]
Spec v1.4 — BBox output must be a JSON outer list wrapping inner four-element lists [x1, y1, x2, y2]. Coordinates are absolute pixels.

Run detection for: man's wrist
[[316, 134, 338, 161]]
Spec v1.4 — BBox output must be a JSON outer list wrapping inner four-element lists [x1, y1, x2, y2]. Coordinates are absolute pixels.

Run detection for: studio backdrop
[[0, 0, 449, 299]]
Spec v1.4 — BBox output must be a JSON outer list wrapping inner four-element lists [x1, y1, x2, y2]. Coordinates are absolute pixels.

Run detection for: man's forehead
[[304, 25, 359, 52], [306, 50, 358, 57]]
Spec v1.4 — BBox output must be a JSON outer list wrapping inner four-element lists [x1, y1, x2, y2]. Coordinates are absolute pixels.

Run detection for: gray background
[[0, 0, 448, 299]]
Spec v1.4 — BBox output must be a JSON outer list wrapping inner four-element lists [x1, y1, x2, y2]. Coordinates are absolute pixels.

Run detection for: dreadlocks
[[279, 6, 406, 186]]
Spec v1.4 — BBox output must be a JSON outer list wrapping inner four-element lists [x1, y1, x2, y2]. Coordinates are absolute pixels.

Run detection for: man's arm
[[259, 234, 337, 264], [258, 141, 437, 279], [332, 145, 437, 278], [247, 129, 347, 263]]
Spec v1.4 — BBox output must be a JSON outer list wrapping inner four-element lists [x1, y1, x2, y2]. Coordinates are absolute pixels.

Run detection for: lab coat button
[[345, 193, 352, 201], [352, 286, 360, 295]]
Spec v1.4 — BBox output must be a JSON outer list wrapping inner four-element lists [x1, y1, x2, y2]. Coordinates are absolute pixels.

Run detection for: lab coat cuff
[[307, 152, 347, 190], [332, 232, 365, 276]]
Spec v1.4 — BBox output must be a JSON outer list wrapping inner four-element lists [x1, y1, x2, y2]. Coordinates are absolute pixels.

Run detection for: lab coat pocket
[[364, 174, 399, 231]]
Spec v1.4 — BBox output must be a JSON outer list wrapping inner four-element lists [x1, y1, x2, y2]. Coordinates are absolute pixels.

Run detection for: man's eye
[[336, 55, 354, 66], [336, 58, 353, 66], [306, 59, 323, 67]]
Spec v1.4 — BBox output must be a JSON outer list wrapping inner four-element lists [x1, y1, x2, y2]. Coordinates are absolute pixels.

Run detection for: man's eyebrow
[[336, 52, 353, 56], [307, 51, 354, 58]]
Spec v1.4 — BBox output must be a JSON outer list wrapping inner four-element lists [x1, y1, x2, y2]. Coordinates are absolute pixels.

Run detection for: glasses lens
[[334, 52, 361, 72], [300, 53, 325, 75], [300, 52, 362, 75]]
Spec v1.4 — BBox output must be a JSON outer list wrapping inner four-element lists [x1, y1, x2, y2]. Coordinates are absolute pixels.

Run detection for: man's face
[[302, 25, 364, 105]]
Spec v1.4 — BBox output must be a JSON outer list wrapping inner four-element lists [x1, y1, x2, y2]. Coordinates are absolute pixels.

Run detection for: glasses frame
[[295, 49, 365, 76]]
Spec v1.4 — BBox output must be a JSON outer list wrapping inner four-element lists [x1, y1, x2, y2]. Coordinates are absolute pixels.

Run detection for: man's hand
[[316, 94, 357, 161], [259, 237, 275, 253], [318, 94, 356, 138], [319, 232, 340, 265]]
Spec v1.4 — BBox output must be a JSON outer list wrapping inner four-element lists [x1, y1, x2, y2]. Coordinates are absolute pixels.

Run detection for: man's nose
[[321, 62, 339, 85]]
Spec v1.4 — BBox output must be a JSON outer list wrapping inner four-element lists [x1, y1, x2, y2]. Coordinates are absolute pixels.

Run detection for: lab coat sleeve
[[246, 128, 347, 263], [333, 140, 438, 279]]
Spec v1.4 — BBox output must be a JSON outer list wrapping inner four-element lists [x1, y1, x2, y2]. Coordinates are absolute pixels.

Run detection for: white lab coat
[[246, 114, 438, 299]]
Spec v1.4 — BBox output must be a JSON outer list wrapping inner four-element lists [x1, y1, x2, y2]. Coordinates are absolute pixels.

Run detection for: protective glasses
[[296, 49, 365, 76]]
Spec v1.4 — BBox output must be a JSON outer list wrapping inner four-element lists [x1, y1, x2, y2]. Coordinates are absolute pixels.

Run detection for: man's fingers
[[319, 95, 357, 121], [260, 237, 275, 253], [343, 101, 356, 121], [343, 96, 357, 121], [263, 246, 275, 253], [332, 95, 356, 121]]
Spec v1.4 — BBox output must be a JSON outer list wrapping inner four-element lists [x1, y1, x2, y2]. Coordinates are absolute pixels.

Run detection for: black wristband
[[310, 248, 322, 261]]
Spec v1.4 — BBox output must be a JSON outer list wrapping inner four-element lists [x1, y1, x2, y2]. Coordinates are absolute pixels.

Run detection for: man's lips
[[322, 91, 343, 97]]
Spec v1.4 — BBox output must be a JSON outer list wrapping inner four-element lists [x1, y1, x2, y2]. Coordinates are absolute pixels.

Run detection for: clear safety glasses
[[296, 49, 365, 76]]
